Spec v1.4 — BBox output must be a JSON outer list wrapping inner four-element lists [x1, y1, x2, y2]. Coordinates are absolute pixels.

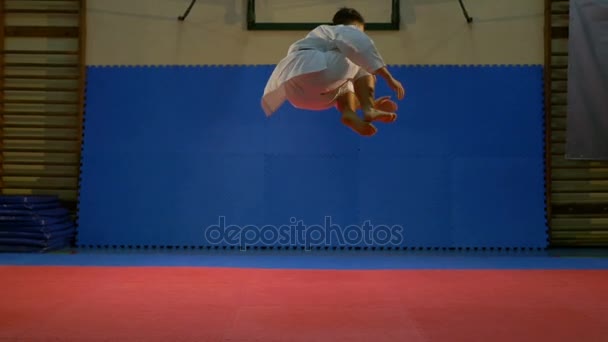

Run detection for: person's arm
[[328, 26, 405, 99], [374, 67, 405, 100], [374, 67, 393, 82]]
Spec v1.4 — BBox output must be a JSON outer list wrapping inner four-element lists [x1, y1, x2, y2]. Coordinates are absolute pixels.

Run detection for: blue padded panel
[[263, 155, 359, 248], [357, 156, 452, 248], [79, 153, 265, 247], [450, 157, 547, 247], [265, 112, 360, 156], [360, 66, 544, 158], [79, 65, 546, 248]]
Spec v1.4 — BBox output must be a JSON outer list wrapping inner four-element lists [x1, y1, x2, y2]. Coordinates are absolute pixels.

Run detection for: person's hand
[[387, 77, 405, 100], [374, 67, 405, 100]]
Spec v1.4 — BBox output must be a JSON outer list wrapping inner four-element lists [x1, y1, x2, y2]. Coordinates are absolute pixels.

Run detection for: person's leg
[[285, 72, 376, 136], [323, 59, 397, 124], [336, 90, 377, 137], [284, 71, 338, 112], [353, 74, 398, 123], [353, 74, 375, 113]]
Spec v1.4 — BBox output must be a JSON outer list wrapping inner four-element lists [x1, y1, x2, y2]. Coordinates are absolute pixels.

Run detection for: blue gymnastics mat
[[2, 249, 608, 269], [0, 196, 76, 252], [79, 64, 546, 249]]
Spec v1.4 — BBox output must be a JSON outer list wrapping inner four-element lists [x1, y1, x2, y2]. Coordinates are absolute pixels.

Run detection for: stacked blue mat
[[0, 196, 76, 252]]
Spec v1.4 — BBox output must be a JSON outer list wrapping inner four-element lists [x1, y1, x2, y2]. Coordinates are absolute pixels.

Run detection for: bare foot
[[341, 111, 377, 136], [363, 107, 397, 123], [374, 96, 398, 113]]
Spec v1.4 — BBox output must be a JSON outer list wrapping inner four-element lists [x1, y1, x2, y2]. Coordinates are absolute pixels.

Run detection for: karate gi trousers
[[261, 24, 387, 116]]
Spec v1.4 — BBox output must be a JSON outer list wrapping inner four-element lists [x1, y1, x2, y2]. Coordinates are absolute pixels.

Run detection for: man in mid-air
[[261, 7, 405, 137]]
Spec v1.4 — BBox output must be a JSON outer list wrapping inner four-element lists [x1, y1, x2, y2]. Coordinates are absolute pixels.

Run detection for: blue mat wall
[[78, 65, 547, 249]]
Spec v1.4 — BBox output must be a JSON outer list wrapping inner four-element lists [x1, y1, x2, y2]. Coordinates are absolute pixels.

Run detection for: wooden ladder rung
[[0, 185, 79, 191], [3, 50, 79, 55], [0, 148, 81, 153], [0, 123, 79, 129], [0, 161, 80, 167], [0, 172, 79, 178], [0, 170, 78, 179], [1, 86, 79, 92], [3, 111, 79, 117], [0, 135, 79, 141], [5, 26, 79, 38], [5, 0, 79, 2], [4, 9, 79, 14], [6, 63, 79, 68], [4, 75, 79, 80], [1, 99, 79, 105]]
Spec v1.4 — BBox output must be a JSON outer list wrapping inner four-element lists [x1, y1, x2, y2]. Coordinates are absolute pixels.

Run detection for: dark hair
[[332, 7, 365, 26]]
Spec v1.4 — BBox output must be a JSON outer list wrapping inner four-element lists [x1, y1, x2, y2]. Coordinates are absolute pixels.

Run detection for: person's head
[[332, 7, 365, 31]]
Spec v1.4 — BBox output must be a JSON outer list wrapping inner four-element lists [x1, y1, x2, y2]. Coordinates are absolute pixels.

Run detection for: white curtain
[[566, 0, 608, 160]]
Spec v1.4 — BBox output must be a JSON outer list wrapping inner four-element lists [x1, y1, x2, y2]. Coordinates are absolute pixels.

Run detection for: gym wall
[[77, 0, 548, 249], [86, 0, 543, 66]]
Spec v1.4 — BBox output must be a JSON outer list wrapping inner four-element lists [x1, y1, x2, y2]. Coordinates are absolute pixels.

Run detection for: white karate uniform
[[261, 25, 387, 116]]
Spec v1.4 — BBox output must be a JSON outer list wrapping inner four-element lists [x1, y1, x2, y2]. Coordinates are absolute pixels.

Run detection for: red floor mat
[[1, 267, 607, 341]]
